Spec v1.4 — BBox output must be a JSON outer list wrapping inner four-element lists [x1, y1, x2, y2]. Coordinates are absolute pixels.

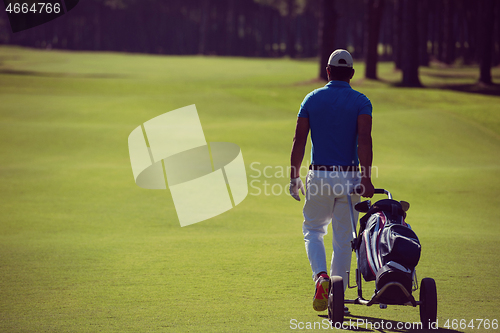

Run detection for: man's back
[[298, 81, 372, 166]]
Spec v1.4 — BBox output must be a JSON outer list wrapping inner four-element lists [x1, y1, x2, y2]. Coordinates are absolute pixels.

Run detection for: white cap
[[327, 49, 353, 68]]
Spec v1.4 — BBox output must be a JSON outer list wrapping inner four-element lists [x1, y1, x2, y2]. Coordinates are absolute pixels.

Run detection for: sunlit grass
[[0, 46, 499, 332]]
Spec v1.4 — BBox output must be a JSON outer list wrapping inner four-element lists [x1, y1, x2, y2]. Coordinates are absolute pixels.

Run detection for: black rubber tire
[[327, 276, 344, 326], [419, 277, 437, 329]]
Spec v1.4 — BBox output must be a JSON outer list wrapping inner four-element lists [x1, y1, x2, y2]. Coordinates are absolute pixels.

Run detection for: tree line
[[0, 0, 498, 85]]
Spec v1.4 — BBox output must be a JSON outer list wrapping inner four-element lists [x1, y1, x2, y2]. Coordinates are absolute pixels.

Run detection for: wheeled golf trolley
[[327, 189, 437, 329]]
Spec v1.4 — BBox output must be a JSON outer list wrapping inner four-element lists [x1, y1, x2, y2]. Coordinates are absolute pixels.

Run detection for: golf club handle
[[352, 187, 386, 195]]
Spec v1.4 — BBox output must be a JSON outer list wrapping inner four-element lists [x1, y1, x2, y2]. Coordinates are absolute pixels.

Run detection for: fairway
[[0, 46, 499, 332]]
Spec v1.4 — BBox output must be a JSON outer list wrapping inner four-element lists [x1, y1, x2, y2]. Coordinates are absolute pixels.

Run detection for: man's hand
[[359, 177, 375, 198], [289, 177, 305, 201]]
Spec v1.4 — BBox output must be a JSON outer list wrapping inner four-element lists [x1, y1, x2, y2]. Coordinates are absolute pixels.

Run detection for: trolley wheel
[[327, 276, 344, 326], [419, 277, 437, 329]]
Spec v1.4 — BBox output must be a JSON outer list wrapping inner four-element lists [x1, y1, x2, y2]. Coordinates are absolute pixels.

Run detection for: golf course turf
[[0, 46, 499, 332]]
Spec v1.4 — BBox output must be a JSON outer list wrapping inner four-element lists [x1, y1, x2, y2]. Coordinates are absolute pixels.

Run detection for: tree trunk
[[364, 0, 385, 79], [318, 0, 336, 81], [225, 0, 235, 56], [419, 0, 429, 66], [463, 0, 477, 65], [442, 0, 455, 64], [495, 0, 500, 66], [478, 0, 496, 85], [393, 0, 403, 70], [401, 0, 422, 87], [287, 0, 296, 58], [434, 0, 443, 62], [198, 0, 210, 55], [455, 0, 466, 64]]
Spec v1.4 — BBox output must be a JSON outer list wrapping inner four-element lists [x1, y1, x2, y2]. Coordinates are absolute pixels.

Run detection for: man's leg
[[330, 193, 359, 292], [302, 173, 334, 312], [303, 174, 334, 279]]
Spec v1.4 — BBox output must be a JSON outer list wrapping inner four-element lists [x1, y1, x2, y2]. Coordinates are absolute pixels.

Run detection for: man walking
[[289, 49, 374, 312]]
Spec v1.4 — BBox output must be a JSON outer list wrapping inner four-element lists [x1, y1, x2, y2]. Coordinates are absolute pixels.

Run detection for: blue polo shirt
[[298, 81, 372, 166]]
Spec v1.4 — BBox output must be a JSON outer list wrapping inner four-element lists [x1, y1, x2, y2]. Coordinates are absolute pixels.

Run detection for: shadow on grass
[[0, 68, 126, 79], [389, 80, 500, 97], [318, 314, 463, 333], [433, 82, 500, 97]]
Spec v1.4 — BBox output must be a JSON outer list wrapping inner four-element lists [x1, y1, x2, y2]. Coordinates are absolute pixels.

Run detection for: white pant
[[302, 170, 360, 290]]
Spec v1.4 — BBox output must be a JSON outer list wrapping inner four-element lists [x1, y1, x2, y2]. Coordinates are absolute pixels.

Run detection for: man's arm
[[290, 117, 310, 179], [357, 114, 375, 198], [289, 117, 309, 201]]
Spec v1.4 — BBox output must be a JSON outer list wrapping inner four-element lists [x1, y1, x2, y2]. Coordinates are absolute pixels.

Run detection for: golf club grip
[[353, 187, 385, 195]]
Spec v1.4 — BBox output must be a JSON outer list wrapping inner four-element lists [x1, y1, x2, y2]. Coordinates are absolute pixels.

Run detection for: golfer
[[289, 49, 374, 313]]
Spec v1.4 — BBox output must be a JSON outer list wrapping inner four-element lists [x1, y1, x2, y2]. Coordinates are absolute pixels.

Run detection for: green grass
[[1, 46, 499, 332]]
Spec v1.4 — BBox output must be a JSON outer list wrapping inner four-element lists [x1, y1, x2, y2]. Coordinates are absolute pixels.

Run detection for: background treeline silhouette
[[0, 0, 498, 84]]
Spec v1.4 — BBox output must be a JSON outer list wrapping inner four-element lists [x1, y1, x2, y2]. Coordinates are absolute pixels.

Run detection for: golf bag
[[357, 199, 421, 303]]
